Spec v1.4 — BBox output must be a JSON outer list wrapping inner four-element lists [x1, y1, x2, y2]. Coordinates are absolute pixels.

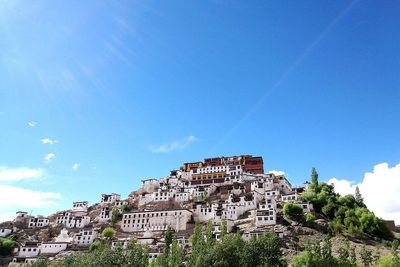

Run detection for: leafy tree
[[292, 236, 354, 267], [89, 240, 102, 251], [164, 226, 173, 256], [355, 186, 365, 207], [311, 167, 319, 187], [282, 203, 304, 218], [0, 237, 16, 256], [111, 207, 122, 224], [220, 219, 227, 240], [305, 212, 316, 224], [213, 233, 245, 267], [392, 239, 400, 256], [168, 238, 185, 267], [102, 227, 116, 240], [376, 254, 400, 267]]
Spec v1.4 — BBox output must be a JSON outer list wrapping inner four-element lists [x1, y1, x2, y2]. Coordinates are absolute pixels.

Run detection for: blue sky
[[0, 0, 399, 222]]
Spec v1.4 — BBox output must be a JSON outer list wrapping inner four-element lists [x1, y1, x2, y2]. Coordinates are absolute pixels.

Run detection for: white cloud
[[41, 138, 58, 145], [149, 135, 198, 153], [72, 163, 80, 170], [328, 162, 400, 224], [0, 166, 44, 182], [0, 184, 61, 222], [44, 153, 55, 163], [269, 170, 285, 176], [28, 121, 37, 127]]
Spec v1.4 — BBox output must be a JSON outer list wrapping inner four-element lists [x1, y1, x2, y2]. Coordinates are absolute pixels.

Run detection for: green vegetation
[[111, 207, 122, 224], [0, 237, 16, 256], [282, 203, 304, 218], [292, 236, 356, 267], [102, 227, 117, 240], [301, 168, 392, 239]]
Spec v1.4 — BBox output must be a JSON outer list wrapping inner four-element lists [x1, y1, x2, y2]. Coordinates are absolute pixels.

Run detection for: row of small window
[[43, 244, 65, 248], [124, 219, 149, 224], [124, 212, 182, 219], [257, 216, 275, 221], [21, 248, 37, 252]]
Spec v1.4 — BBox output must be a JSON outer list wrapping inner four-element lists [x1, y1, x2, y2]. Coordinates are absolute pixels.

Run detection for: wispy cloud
[[0, 166, 44, 182], [0, 184, 62, 221], [149, 135, 198, 153], [72, 163, 80, 170], [41, 138, 58, 145], [44, 153, 55, 163], [28, 121, 37, 127]]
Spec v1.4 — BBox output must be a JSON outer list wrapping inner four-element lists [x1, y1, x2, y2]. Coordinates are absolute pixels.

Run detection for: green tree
[[0, 237, 16, 256], [311, 167, 319, 187], [102, 227, 116, 240], [282, 203, 304, 218], [355, 186, 364, 207], [168, 238, 184, 267], [111, 207, 122, 224], [392, 239, 400, 256], [164, 226, 173, 256], [305, 212, 316, 224], [220, 219, 227, 240]]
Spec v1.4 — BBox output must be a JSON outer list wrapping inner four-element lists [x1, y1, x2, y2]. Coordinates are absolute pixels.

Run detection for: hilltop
[[1, 155, 399, 266]]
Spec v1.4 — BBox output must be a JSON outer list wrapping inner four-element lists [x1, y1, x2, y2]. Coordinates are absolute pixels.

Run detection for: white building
[[56, 212, 90, 228], [121, 209, 192, 232], [72, 201, 88, 215], [11, 257, 37, 265], [255, 209, 277, 227], [101, 193, 121, 205], [40, 242, 68, 254], [17, 242, 40, 258], [73, 229, 97, 247], [0, 227, 13, 237], [15, 211, 30, 223], [99, 207, 112, 222], [28, 216, 49, 228], [112, 238, 132, 249], [281, 192, 300, 202]]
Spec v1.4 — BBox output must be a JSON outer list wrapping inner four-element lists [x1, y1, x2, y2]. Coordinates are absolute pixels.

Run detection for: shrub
[[283, 203, 304, 218], [0, 237, 16, 256], [305, 213, 316, 224], [102, 227, 116, 239]]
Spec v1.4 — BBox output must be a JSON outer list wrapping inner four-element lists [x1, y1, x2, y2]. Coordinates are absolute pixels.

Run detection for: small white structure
[[56, 212, 90, 228], [11, 257, 37, 265], [121, 209, 192, 232], [55, 228, 72, 243], [28, 216, 49, 228], [99, 207, 112, 222], [101, 193, 121, 205], [281, 192, 300, 202], [73, 229, 97, 247], [137, 229, 156, 245], [15, 211, 30, 224], [112, 238, 132, 249], [0, 227, 13, 237], [72, 201, 88, 215], [40, 242, 68, 254], [17, 242, 40, 258], [255, 209, 276, 227]]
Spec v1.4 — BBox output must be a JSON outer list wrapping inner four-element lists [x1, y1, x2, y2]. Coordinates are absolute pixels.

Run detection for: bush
[[102, 227, 116, 239], [0, 237, 16, 256], [283, 203, 304, 218], [305, 213, 316, 224]]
